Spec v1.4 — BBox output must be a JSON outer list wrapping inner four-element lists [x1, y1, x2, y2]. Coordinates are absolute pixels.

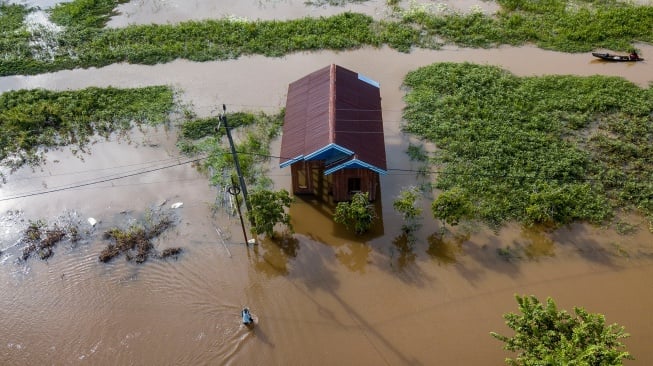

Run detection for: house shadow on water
[[249, 234, 300, 278], [289, 194, 385, 273]]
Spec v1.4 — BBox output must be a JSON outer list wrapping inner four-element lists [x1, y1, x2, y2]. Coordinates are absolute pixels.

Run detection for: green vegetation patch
[[402, 62, 653, 228], [3, 0, 653, 76], [0, 86, 175, 171], [0, 3, 32, 68], [0, 3, 29, 32], [179, 112, 257, 140], [50, 0, 129, 28], [400, 0, 653, 51], [1, 7, 402, 76], [81, 12, 381, 64], [177, 110, 284, 190], [18, 214, 87, 261]]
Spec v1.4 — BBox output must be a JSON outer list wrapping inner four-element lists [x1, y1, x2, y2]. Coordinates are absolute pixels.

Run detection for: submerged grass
[[0, 86, 175, 172], [398, 0, 653, 51], [50, 0, 129, 28], [2, 0, 652, 76], [402, 63, 653, 228]]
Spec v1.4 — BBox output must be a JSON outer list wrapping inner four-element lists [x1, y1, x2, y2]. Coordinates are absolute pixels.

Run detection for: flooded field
[[2, 1, 653, 365], [104, 0, 501, 26]]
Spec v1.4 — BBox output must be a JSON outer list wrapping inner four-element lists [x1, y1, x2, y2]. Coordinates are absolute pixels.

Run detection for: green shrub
[[334, 192, 376, 234]]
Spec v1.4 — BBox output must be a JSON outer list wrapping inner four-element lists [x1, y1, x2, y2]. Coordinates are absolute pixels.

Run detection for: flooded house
[[279, 64, 387, 202]]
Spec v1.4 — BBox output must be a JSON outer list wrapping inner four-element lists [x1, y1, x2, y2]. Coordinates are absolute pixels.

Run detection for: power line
[[0, 156, 206, 202], [6, 154, 194, 183]]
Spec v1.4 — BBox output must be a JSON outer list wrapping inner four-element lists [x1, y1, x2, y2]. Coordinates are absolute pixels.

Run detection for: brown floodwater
[[2, 2, 653, 364]]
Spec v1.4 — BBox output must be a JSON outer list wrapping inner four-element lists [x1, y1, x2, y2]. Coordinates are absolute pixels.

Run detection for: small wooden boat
[[592, 52, 643, 62]]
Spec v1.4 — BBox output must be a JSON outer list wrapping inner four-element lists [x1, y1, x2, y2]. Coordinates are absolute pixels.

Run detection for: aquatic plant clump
[[99, 212, 178, 264], [0, 86, 175, 172], [402, 62, 653, 228], [160, 247, 182, 259], [19, 218, 82, 261]]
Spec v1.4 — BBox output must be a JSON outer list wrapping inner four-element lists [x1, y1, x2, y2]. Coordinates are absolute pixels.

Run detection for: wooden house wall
[[331, 168, 379, 202], [290, 161, 331, 199], [291, 164, 379, 202]]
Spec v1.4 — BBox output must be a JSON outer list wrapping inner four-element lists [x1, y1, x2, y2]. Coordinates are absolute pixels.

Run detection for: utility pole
[[221, 104, 252, 214], [228, 176, 249, 245]]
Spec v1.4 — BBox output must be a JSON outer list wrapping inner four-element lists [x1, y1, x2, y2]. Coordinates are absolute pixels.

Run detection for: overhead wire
[[6, 154, 194, 183], [0, 156, 206, 202]]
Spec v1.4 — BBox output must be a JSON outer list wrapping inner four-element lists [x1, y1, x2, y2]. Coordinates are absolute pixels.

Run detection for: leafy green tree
[[393, 186, 423, 233], [334, 192, 376, 235], [431, 187, 473, 228], [491, 295, 633, 366], [247, 189, 293, 238]]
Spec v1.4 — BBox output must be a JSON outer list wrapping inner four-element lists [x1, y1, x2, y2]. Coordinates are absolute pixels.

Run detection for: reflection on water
[[334, 242, 373, 273], [250, 234, 299, 277], [289, 195, 384, 273], [426, 231, 469, 265], [519, 226, 556, 260], [390, 233, 417, 269]]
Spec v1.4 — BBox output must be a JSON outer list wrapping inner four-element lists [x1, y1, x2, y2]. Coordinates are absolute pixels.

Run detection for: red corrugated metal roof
[[280, 64, 386, 172]]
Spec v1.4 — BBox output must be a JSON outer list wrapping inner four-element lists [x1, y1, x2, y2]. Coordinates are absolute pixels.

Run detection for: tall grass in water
[[402, 63, 653, 228], [0, 86, 175, 171], [2, 0, 653, 76]]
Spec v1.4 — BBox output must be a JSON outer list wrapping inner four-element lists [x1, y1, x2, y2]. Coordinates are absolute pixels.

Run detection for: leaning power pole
[[221, 104, 252, 214]]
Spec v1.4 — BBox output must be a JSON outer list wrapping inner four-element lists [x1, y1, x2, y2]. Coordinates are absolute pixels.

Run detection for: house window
[[348, 177, 361, 193], [297, 164, 308, 189]]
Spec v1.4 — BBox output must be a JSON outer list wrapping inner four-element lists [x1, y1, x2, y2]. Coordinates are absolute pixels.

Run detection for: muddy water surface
[[2, 2, 653, 364]]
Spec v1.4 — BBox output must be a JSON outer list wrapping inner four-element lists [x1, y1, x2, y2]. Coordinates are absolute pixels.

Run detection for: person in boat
[[629, 50, 639, 60], [242, 307, 254, 326]]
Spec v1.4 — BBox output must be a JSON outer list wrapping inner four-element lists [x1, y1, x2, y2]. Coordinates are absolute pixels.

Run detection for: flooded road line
[[215, 226, 233, 258]]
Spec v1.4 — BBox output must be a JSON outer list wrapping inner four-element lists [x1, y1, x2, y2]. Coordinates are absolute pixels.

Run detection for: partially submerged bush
[[99, 213, 173, 264], [20, 219, 81, 261], [334, 192, 376, 235], [160, 247, 182, 259]]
